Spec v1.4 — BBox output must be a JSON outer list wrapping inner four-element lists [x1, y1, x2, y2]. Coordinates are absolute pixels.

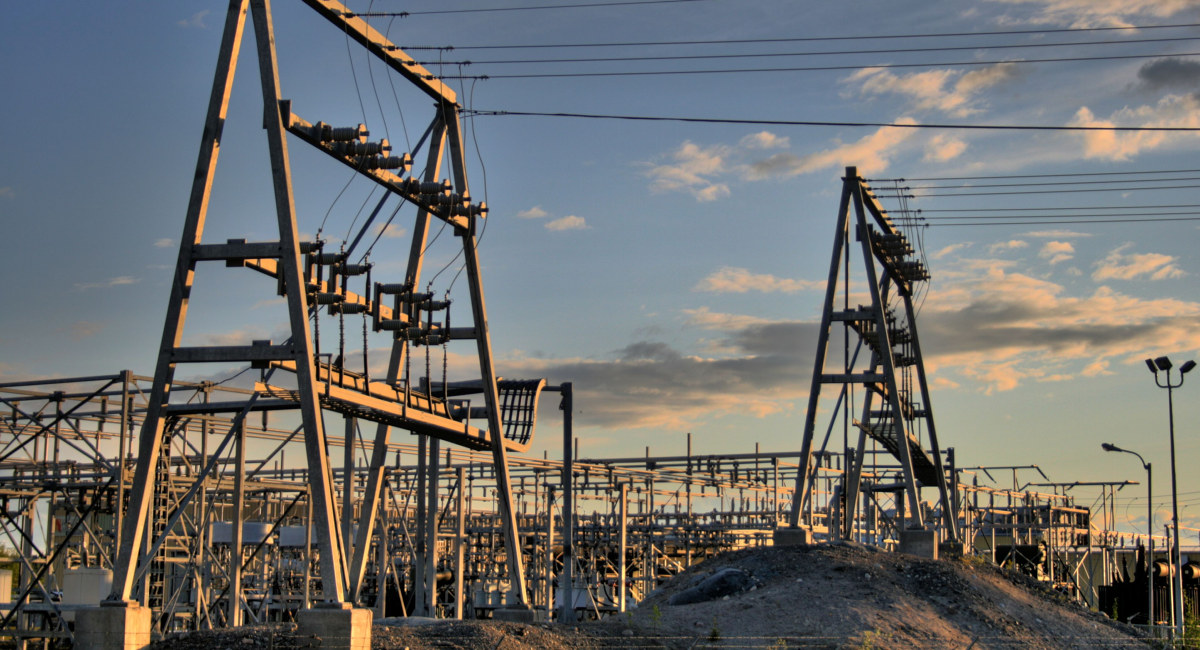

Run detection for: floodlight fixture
[[1181, 360, 1197, 375], [1145, 358, 1159, 374], [1156, 356, 1173, 371]]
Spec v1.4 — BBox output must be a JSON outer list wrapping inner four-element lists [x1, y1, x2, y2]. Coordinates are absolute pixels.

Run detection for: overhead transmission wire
[[881, 183, 1200, 197], [441, 49, 1200, 79], [349, 0, 706, 17], [316, 7, 379, 244], [464, 109, 1200, 132], [871, 169, 1200, 182], [408, 35, 1200, 66], [871, 167, 1200, 227], [916, 204, 1200, 212], [906, 176, 1200, 190], [404, 22, 1200, 50], [446, 75, 493, 294], [896, 215, 1200, 226], [364, 0, 392, 144]]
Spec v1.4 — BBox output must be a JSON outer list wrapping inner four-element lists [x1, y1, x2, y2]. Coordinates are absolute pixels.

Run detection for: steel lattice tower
[[789, 167, 959, 545], [105, 0, 543, 625]]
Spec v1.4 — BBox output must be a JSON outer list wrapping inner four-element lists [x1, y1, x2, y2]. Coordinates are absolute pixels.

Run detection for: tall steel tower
[[789, 167, 958, 548], [89, 1, 544, 643]]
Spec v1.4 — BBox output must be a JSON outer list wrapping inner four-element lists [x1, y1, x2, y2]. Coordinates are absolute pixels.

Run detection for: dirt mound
[[149, 542, 1150, 649], [589, 541, 1149, 648]]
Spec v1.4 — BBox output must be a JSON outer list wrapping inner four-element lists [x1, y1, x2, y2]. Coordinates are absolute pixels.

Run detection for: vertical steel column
[[544, 485, 555, 616], [423, 438, 440, 615], [108, 0, 250, 603], [455, 466, 466, 620], [557, 383, 574, 623], [449, 107, 530, 604], [618, 483, 628, 613], [250, 0, 348, 602], [343, 417, 356, 570], [115, 371, 132, 556], [790, 176, 855, 527], [413, 434, 427, 613], [229, 423, 246, 626]]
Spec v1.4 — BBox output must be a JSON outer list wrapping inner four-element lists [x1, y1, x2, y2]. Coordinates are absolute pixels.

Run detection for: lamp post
[[1102, 442, 1153, 630], [1146, 355, 1196, 637]]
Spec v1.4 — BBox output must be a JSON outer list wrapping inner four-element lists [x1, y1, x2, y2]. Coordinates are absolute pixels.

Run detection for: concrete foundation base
[[296, 606, 373, 650], [74, 602, 152, 650], [492, 605, 537, 623], [898, 529, 938, 559], [772, 527, 814, 546], [938, 541, 968, 559]]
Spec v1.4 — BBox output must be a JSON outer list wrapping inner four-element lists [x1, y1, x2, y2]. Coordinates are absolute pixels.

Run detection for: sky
[[1, 0, 1199, 539]]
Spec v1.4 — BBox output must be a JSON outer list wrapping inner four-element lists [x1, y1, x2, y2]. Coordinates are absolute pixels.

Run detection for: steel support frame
[[105, 0, 533, 619], [790, 166, 958, 543]]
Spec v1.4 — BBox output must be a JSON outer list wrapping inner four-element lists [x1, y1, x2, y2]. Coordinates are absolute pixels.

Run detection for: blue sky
[[2, 0, 1199, 537]]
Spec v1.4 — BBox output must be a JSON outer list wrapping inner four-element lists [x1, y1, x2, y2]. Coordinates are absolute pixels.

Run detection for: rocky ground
[[150, 542, 1152, 649]]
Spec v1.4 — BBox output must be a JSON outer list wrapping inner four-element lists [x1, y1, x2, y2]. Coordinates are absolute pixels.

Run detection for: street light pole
[[1146, 356, 1196, 638], [1102, 442, 1153, 630]]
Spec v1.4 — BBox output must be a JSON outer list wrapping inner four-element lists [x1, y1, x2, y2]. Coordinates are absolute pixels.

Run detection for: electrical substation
[[0, 0, 1192, 648]]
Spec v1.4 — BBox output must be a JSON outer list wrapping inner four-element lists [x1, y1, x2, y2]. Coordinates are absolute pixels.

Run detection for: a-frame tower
[[100, 0, 541, 632], [789, 167, 958, 545]]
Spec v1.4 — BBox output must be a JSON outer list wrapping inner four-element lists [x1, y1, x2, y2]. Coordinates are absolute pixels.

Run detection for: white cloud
[[1092, 244, 1186, 281], [154, 238, 174, 248], [75, 276, 138, 291], [985, 0, 1199, 28], [1081, 360, 1112, 377], [178, 10, 209, 29], [747, 120, 918, 178], [682, 306, 774, 331], [932, 242, 972, 260], [987, 240, 1028, 254], [644, 141, 731, 202], [923, 134, 967, 162], [739, 131, 790, 150], [1022, 230, 1093, 239], [71, 321, 103, 340], [375, 223, 407, 239], [1038, 241, 1074, 265], [546, 215, 587, 231], [920, 261, 1200, 393], [200, 326, 276, 347], [693, 267, 823, 294], [1071, 94, 1200, 161], [847, 64, 1017, 117], [517, 206, 548, 219]]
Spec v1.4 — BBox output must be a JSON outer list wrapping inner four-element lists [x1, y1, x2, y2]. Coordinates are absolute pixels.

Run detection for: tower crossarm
[[284, 111, 484, 230]]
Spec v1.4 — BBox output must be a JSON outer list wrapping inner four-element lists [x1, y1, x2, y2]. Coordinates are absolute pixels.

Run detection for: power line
[[466, 109, 1200, 132], [401, 22, 1200, 51], [886, 183, 1200, 196], [918, 204, 1200, 211], [894, 216, 1200, 226], [912, 215, 1200, 223], [871, 170, 1200, 182], [907, 176, 1200, 190], [442, 50, 1200, 78], [350, 0, 705, 17], [411, 36, 1200, 66]]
